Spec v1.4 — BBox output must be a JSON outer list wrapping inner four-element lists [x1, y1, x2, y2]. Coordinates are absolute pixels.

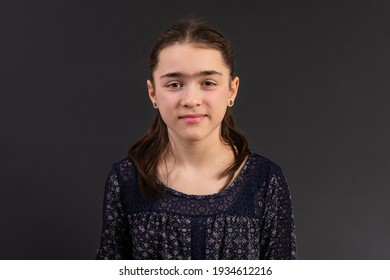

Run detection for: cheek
[[206, 89, 230, 108], [156, 91, 177, 107], [156, 92, 179, 121]]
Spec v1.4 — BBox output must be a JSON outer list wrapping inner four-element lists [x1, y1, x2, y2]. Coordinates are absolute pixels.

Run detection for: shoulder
[[111, 157, 134, 171], [249, 152, 284, 175], [249, 154, 291, 198], [107, 157, 138, 184], [104, 157, 140, 205], [246, 152, 288, 188]]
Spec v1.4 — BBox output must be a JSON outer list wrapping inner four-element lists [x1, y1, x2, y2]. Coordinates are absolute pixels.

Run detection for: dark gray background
[[1, 0, 389, 259]]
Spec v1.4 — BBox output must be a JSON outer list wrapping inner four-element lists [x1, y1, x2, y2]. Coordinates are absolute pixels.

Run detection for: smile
[[179, 114, 207, 124]]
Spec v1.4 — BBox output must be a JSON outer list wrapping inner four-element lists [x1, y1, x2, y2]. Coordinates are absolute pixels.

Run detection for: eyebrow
[[160, 70, 223, 79]]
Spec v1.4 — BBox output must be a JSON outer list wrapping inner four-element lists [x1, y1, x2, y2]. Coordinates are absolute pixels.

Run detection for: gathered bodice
[[96, 152, 296, 260]]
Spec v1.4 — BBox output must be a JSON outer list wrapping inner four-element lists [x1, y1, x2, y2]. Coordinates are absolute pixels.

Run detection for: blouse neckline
[[156, 152, 253, 200]]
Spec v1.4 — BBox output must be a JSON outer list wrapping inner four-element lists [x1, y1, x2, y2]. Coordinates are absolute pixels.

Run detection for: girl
[[96, 17, 296, 260]]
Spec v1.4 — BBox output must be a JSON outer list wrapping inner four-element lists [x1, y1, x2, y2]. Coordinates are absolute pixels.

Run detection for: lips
[[179, 114, 207, 124]]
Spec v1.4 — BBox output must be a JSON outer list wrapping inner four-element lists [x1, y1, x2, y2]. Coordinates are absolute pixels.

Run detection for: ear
[[229, 76, 239, 101], [147, 80, 156, 103]]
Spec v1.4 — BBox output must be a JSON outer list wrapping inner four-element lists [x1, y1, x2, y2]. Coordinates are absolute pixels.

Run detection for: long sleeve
[[260, 165, 296, 259], [96, 168, 132, 259]]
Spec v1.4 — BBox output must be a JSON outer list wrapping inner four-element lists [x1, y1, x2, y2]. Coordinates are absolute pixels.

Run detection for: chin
[[176, 129, 212, 142], [168, 126, 219, 143], [181, 134, 206, 142]]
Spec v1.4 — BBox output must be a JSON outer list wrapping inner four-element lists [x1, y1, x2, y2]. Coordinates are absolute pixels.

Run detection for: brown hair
[[129, 17, 249, 199]]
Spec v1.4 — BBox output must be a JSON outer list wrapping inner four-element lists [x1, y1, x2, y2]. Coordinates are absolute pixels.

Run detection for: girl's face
[[147, 43, 239, 144]]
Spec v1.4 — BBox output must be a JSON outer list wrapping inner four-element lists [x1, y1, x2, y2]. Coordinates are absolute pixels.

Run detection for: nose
[[180, 84, 202, 107]]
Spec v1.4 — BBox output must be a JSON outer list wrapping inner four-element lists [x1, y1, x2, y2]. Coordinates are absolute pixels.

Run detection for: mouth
[[179, 114, 207, 124]]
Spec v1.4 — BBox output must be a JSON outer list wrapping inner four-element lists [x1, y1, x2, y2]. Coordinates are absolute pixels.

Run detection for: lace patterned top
[[96, 152, 296, 260]]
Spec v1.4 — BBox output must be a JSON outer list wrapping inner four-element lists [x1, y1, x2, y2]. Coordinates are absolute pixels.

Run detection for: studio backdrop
[[1, 0, 389, 259]]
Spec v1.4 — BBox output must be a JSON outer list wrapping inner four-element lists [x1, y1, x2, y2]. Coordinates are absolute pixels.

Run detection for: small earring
[[152, 101, 158, 109], [229, 99, 234, 107]]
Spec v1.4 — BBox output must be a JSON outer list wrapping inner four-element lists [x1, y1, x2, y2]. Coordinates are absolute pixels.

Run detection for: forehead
[[155, 43, 228, 75]]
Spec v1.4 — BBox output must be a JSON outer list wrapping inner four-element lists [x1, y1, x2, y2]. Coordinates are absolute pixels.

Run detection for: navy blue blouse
[[96, 152, 296, 260]]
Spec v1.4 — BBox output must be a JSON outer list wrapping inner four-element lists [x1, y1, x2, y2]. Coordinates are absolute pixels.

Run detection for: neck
[[158, 127, 240, 194], [165, 130, 231, 169]]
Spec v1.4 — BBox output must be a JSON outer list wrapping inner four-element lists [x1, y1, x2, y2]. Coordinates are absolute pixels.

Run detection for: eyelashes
[[166, 82, 182, 88], [165, 80, 217, 89], [202, 81, 217, 87]]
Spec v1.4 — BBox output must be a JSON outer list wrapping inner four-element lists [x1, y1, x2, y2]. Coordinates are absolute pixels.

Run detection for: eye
[[202, 80, 217, 87], [166, 81, 182, 88]]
